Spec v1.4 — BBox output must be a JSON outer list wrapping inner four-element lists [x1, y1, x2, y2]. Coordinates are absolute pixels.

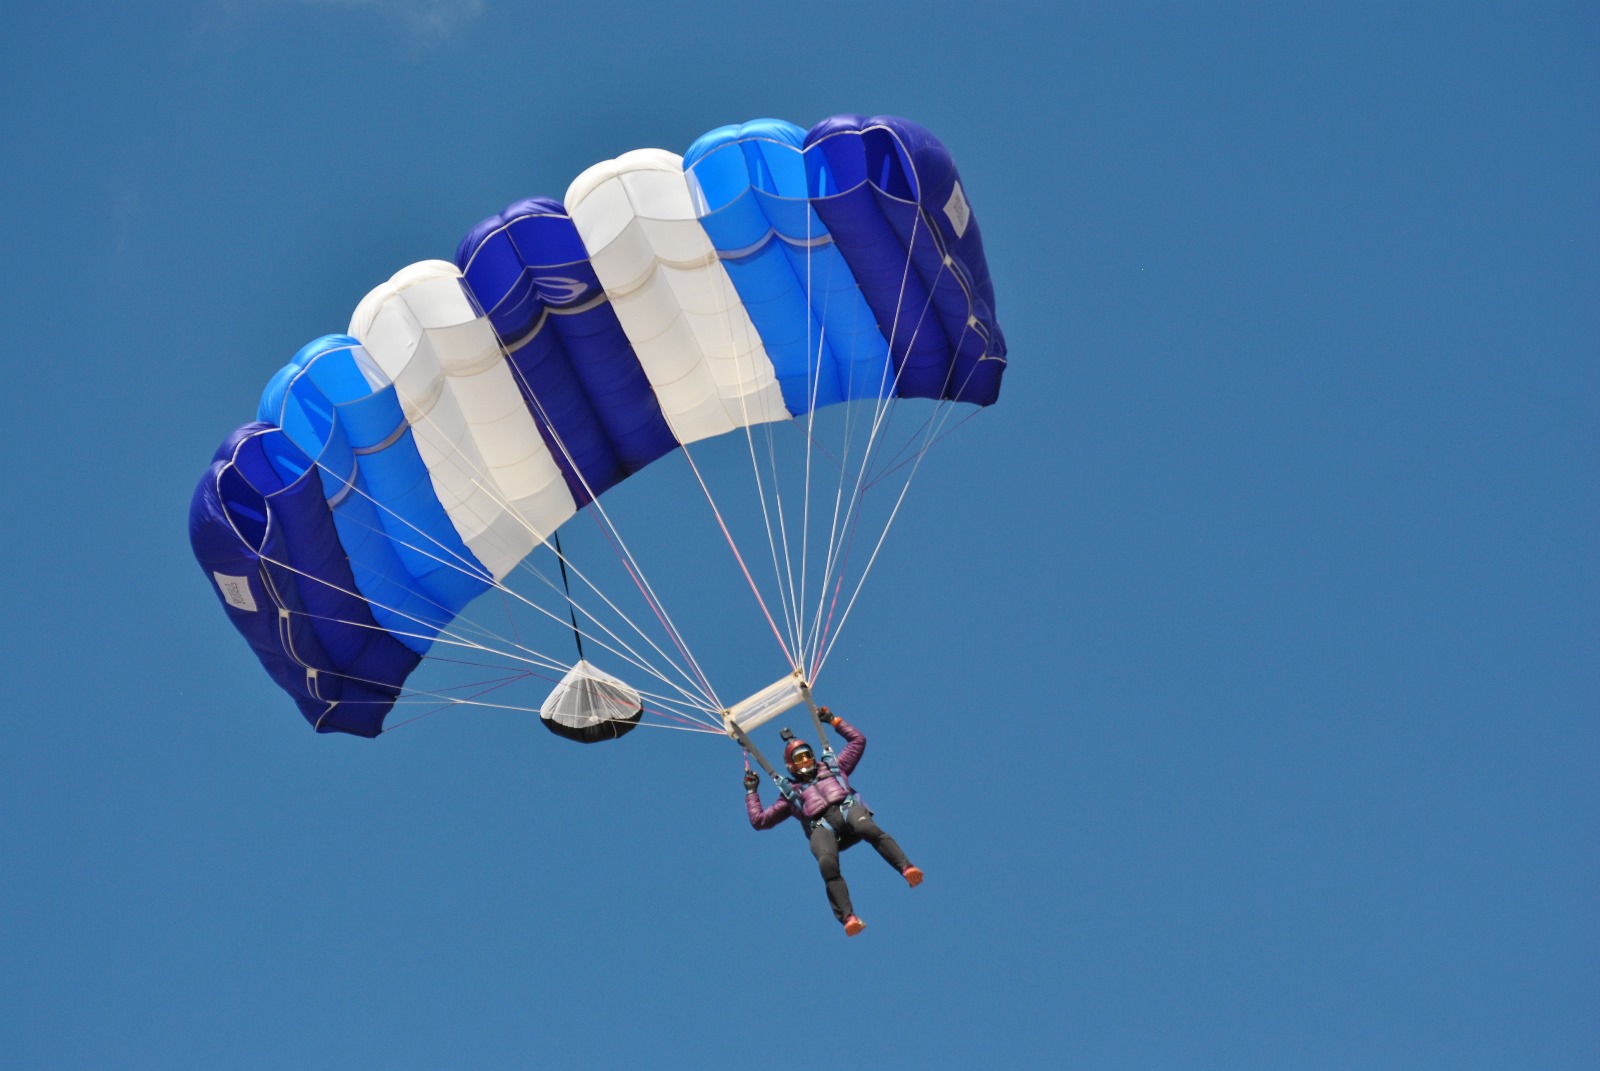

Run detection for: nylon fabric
[[565, 150, 791, 445], [349, 261, 577, 581], [539, 659, 643, 743], [258, 335, 490, 652], [454, 198, 679, 508], [684, 119, 892, 415], [188, 424, 420, 736]]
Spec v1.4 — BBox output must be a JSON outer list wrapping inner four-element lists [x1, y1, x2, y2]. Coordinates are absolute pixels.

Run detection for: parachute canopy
[[189, 114, 1006, 737]]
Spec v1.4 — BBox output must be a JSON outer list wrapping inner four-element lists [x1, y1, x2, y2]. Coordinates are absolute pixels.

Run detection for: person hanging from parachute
[[742, 707, 922, 936], [189, 114, 1001, 937]]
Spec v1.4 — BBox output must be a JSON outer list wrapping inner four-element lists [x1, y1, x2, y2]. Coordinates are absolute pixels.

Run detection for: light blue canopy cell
[[683, 119, 893, 415], [258, 335, 492, 653]]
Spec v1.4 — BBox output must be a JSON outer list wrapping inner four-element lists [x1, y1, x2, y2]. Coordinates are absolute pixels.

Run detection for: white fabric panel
[[541, 659, 642, 729], [565, 150, 789, 445], [348, 260, 575, 581]]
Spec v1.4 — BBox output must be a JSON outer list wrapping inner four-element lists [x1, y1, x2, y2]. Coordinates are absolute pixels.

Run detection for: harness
[[779, 744, 857, 836]]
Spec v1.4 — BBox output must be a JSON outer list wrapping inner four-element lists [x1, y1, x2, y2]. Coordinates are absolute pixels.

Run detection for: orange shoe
[[843, 914, 866, 937], [902, 865, 924, 888]]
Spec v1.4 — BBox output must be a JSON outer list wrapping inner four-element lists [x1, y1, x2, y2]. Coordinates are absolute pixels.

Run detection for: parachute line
[[479, 311, 727, 713]]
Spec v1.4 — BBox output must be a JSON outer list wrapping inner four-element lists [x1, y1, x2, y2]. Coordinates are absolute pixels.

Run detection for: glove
[[743, 770, 760, 792], [819, 706, 840, 727]]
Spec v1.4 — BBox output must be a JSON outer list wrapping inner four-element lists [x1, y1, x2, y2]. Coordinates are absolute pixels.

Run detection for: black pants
[[808, 801, 911, 923]]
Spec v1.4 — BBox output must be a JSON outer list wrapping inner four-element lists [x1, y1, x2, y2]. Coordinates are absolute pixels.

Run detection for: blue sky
[[3, 2, 1596, 1067]]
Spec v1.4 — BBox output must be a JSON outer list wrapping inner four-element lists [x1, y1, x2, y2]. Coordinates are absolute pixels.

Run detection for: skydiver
[[742, 707, 923, 937]]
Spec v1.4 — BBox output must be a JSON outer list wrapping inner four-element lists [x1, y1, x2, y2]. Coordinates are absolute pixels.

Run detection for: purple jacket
[[746, 717, 866, 830]]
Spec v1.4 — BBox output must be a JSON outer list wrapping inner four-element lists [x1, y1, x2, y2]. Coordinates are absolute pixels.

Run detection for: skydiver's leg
[[843, 807, 912, 873], [808, 824, 853, 923]]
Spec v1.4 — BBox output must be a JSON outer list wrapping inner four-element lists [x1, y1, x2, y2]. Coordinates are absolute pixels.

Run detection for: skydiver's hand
[[819, 706, 840, 727], [743, 771, 760, 792]]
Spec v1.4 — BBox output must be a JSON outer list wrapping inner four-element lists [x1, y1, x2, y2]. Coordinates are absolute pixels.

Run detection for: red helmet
[[784, 739, 817, 778]]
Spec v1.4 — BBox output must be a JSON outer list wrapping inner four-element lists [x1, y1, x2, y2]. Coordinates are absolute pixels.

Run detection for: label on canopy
[[213, 572, 258, 612], [943, 182, 972, 238]]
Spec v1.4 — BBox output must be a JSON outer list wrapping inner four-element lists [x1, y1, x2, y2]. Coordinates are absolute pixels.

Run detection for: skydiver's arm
[[833, 716, 866, 775], [746, 790, 794, 830]]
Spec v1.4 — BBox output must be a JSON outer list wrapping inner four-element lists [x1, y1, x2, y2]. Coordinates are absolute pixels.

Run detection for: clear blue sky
[[3, 2, 1596, 1068]]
